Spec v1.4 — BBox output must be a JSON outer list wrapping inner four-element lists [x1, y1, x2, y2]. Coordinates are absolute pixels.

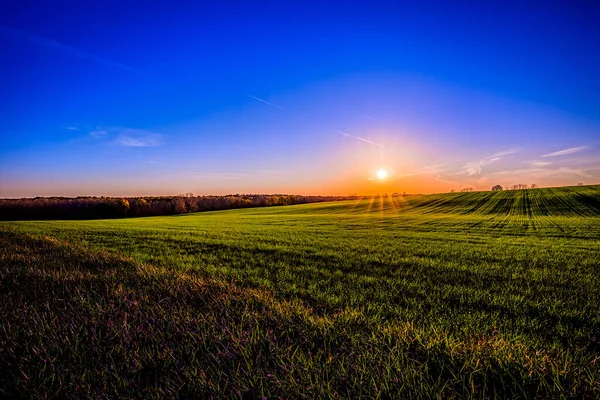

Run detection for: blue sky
[[1, 1, 599, 196]]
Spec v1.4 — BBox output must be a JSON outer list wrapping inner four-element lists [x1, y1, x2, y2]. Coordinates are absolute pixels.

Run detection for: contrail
[[245, 93, 285, 109], [0, 25, 147, 75], [339, 131, 384, 147]]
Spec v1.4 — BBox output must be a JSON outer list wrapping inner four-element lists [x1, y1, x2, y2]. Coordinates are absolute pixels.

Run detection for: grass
[[2, 185, 600, 398]]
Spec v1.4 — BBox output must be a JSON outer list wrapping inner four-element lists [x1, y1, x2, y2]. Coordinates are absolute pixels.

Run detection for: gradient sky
[[1, 1, 599, 197]]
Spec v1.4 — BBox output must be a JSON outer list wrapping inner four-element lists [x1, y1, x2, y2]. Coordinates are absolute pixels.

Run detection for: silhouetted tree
[[491, 185, 503, 191]]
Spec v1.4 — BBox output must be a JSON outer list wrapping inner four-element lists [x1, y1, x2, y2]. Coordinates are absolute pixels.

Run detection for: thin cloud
[[87, 126, 163, 146], [361, 114, 376, 121], [1, 25, 146, 75], [524, 160, 552, 167], [541, 146, 588, 157], [64, 126, 79, 131], [461, 159, 489, 176], [246, 169, 285, 176], [460, 161, 482, 176], [489, 148, 519, 159], [245, 93, 285, 109], [490, 166, 593, 179], [90, 130, 108, 137], [114, 130, 163, 147], [339, 131, 384, 147], [416, 162, 450, 175], [460, 148, 520, 176]]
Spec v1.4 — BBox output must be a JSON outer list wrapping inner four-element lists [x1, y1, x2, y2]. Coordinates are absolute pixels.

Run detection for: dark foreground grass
[[2, 185, 600, 398]]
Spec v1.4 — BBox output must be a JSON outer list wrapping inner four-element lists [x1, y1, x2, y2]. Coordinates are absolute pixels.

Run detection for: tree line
[[490, 184, 537, 191], [453, 184, 540, 192], [0, 194, 358, 221]]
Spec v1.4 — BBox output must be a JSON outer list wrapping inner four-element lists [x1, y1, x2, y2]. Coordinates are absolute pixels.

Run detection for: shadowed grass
[[2, 231, 598, 398]]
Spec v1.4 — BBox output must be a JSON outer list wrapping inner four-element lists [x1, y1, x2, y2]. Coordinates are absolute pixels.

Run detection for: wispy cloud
[[339, 131, 384, 147], [87, 126, 163, 147], [461, 161, 482, 176], [490, 166, 593, 179], [417, 162, 451, 175], [89, 129, 108, 138], [489, 148, 520, 158], [64, 126, 79, 131], [1, 25, 146, 75], [460, 148, 520, 176], [361, 114, 376, 121], [114, 129, 163, 147], [524, 160, 552, 167], [541, 146, 588, 157], [245, 93, 285, 109]]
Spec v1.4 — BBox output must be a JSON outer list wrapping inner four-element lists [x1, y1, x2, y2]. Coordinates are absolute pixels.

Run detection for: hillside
[[1, 185, 599, 398], [405, 185, 600, 217]]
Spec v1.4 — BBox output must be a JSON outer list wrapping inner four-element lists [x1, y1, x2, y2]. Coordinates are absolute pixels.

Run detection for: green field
[[2, 185, 600, 398]]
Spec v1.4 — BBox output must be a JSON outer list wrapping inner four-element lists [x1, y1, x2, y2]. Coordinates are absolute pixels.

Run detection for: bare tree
[[173, 198, 187, 214], [461, 187, 474, 192], [530, 183, 537, 189], [491, 185, 503, 191], [578, 182, 584, 186]]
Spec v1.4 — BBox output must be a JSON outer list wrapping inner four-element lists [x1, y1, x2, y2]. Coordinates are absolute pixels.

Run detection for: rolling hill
[[1, 185, 599, 398]]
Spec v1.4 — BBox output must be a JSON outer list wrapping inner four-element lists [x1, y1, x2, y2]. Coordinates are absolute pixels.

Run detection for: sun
[[376, 168, 388, 180]]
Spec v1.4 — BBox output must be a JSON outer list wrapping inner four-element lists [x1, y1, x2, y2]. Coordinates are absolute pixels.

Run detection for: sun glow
[[376, 168, 388, 180]]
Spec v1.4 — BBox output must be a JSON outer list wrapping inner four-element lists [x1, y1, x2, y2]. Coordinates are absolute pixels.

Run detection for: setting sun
[[376, 169, 388, 180]]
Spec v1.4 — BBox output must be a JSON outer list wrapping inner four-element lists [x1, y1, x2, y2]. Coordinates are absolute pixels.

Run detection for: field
[[2, 185, 600, 398]]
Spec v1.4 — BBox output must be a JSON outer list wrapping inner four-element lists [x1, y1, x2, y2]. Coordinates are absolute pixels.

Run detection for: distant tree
[[578, 182, 584, 186], [173, 198, 187, 214], [530, 183, 537, 189], [461, 187, 474, 192], [392, 192, 401, 197], [116, 198, 130, 216], [131, 198, 149, 216], [511, 184, 519, 190], [450, 189, 455, 193], [491, 185, 503, 191]]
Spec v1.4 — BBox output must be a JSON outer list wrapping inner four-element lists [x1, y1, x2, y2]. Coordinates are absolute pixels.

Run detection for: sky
[[1, 1, 599, 197]]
